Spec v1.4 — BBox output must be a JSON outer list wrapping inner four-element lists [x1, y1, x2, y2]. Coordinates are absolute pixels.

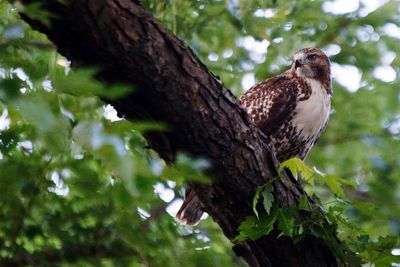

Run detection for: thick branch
[[20, 0, 346, 266]]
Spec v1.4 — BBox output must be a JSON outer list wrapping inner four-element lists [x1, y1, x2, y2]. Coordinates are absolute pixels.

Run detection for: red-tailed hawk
[[176, 47, 332, 225]]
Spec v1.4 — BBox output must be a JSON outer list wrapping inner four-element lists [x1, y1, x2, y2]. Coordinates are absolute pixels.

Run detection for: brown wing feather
[[239, 74, 300, 136], [175, 189, 203, 225]]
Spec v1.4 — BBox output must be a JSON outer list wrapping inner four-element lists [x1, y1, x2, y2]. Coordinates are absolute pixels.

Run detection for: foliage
[[238, 158, 399, 265], [1, 0, 400, 266]]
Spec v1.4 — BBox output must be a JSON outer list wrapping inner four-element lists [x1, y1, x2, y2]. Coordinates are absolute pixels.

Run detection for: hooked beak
[[294, 59, 302, 69]]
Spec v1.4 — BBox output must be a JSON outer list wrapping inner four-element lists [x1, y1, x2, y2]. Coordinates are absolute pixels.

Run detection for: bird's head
[[291, 48, 331, 84]]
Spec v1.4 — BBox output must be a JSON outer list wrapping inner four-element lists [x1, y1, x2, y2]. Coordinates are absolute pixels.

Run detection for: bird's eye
[[307, 54, 316, 61]]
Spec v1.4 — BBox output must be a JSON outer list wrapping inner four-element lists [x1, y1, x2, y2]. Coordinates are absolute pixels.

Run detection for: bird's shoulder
[[239, 71, 310, 135], [239, 71, 309, 107]]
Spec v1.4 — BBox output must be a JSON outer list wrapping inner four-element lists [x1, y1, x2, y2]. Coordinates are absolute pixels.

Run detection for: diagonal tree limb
[[18, 0, 348, 266]]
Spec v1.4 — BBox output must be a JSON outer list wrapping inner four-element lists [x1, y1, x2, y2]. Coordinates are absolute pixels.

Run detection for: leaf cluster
[[236, 158, 400, 266]]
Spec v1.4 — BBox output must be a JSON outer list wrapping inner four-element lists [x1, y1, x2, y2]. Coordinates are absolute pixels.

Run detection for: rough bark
[[20, 1, 347, 266]]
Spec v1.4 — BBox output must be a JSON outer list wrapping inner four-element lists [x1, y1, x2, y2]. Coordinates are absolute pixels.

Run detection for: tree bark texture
[[20, 1, 346, 266]]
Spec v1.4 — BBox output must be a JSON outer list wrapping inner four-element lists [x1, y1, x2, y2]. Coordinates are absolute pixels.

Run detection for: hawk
[[176, 48, 332, 225]]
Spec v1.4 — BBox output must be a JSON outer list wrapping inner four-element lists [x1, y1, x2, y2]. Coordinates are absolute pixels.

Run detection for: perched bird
[[176, 48, 332, 225]]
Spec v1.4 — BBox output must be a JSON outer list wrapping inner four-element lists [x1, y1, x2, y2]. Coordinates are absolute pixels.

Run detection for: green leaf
[[331, 175, 356, 188], [52, 67, 132, 99], [16, 97, 56, 132], [252, 183, 274, 218], [252, 186, 261, 219], [235, 212, 278, 241], [360, 236, 399, 266], [0, 77, 23, 100], [297, 195, 310, 211], [324, 175, 345, 198], [14, 2, 53, 27], [262, 183, 274, 215], [277, 208, 295, 237], [279, 158, 316, 186], [235, 216, 262, 241]]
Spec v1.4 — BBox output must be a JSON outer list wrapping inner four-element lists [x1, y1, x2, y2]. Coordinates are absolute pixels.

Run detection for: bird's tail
[[175, 190, 203, 225]]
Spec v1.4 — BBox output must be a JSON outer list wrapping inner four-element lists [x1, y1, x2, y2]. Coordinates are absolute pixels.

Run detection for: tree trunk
[[20, 1, 347, 266]]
